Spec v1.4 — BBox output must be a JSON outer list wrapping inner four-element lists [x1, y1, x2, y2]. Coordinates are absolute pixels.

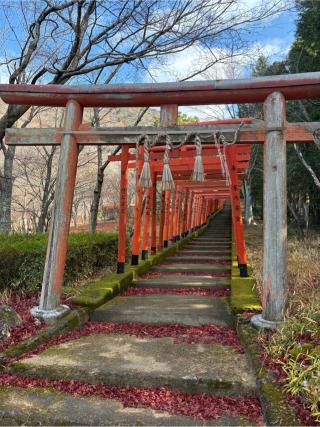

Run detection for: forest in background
[[241, 1, 320, 233]]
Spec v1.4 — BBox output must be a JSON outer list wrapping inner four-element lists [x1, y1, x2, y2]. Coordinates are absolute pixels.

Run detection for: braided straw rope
[[138, 131, 198, 190], [139, 135, 157, 189], [161, 134, 175, 191], [191, 134, 205, 182], [213, 122, 244, 185]]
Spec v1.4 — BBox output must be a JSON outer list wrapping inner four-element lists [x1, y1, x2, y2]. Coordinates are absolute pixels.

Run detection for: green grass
[[245, 222, 320, 423], [264, 302, 320, 422]]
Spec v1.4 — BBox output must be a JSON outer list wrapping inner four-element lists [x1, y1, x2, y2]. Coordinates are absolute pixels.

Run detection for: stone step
[[195, 238, 231, 242], [0, 386, 256, 425], [186, 242, 231, 247], [134, 275, 230, 289], [181, 250, 231, 255], [191, 243, 231, 246], [91, 295, 233, 326], [11, 334, 257, 398], [172, 255, 230, 261], [183, 248, 231, 253], [152, 265, 230, 272]]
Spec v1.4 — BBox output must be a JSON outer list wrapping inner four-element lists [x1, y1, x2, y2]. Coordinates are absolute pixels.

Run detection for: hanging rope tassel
[[161, 134, 175, 191], [139, 135, 153, 189], [213, 122, 244, 186], [191, 135, 205, 182]]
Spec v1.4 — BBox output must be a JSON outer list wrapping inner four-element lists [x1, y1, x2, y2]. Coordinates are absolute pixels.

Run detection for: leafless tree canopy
[[0, 0, 288, 231]]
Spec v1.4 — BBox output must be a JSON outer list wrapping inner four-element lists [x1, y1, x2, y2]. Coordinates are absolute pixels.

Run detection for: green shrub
[[0, 232, 118, 292]]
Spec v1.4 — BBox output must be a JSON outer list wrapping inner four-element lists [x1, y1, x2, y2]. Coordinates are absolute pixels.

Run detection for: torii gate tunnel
[[2, 71, 320, 329]]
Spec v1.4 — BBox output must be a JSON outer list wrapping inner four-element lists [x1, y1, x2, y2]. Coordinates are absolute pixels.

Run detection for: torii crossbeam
[[2, 71, 320, 330]]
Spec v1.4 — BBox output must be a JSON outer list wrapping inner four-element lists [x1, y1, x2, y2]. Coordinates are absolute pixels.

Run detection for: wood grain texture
[[262, 92, 287, 322], [39, 100, 83, 311]]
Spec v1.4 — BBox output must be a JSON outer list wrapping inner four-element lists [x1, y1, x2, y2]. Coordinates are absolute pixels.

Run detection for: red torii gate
[[2, 72, 320, 330], [108, 124, 250, 276]]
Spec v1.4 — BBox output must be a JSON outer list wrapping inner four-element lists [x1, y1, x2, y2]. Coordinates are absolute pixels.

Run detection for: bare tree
[[0, 0, 288, 231]]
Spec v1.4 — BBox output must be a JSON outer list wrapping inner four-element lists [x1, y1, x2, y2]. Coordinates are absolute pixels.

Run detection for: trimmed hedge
[[0, 232, 118, 292]]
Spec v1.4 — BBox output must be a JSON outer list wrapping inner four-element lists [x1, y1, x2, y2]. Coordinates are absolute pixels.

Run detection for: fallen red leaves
[[140, 271, 230, 279], [121, 287, 230, 296], [0, 292, 43, 353], [261, 350, 318, 426], [162, 259, 230, 265], [5, 322, 244, 364], [181, 250, 231, 254], [0, 373, 263, 424], [0, 291, 74, 353]]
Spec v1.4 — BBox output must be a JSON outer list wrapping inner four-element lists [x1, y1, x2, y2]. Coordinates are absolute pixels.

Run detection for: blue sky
[[0, 2, 299, 92], [253, 9, 298, 62]]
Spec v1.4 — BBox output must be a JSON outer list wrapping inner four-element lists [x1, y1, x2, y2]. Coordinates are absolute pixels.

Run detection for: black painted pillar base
[[175, 235, 180, 241], [163, 240, 168, 248], [117, 262, 125, 274], [151, 246, 156, 255], [239, 264, 248, 277], [141, 250, 148, 260], [131, 254, 139, 265]]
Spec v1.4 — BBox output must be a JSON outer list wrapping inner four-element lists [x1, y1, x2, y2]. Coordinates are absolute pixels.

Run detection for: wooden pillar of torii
[[116, 146, 129, 273], [251, 92, 287, 329], [31, 100, 83, 321], [226, 146, 248, 277]]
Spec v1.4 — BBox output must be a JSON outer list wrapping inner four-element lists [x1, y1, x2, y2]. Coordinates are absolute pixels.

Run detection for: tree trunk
[[0, 145, 16, 232], [0, 104, 36, 232], [90, 145, 104, 232], [243, 180, 254, 225], [36, 147, 56, 233], [89, 108, 148, 232]]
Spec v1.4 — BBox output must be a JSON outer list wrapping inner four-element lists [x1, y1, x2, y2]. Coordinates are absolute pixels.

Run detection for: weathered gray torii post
[[251, 92, 287, 330], [31, 100, 83, 321]]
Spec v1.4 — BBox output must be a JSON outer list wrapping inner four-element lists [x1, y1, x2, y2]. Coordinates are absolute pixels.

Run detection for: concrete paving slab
[[181, 250, 231, 255], [134, 275, 230, 289], [196, 235, 231, 238], [0, 387, 255, 426], [186, 243, 231, 247], [172, 255, 230, 261], [153, 264, 230, 272], [91, 295, 233, 326], [12, 335, 257, 397], [195, 240, 231, 244]]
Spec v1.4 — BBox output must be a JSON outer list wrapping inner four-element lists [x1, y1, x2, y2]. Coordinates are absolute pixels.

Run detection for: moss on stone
[[2, 308, 89, 359], [131, 260, 152, 277], [71, 271, 133, 308], [237, 323, 303, 426], [71, 209, 220, 311], [230, 277, 261, 313], [229, 240, 261, 314]]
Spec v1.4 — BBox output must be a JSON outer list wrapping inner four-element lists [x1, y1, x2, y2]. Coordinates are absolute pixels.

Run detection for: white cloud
[[256, 38, 291, 60], [144, 43, 258, 120]]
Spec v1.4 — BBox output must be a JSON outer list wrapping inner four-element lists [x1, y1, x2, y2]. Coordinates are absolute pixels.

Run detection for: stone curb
[[1, 307, 90, 361], [236, 322, 303, 426]]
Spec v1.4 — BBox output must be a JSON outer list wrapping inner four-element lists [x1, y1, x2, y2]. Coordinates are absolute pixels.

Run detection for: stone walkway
[[1, 209, 261, 425]]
